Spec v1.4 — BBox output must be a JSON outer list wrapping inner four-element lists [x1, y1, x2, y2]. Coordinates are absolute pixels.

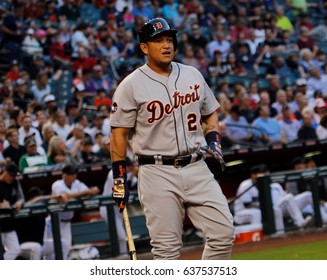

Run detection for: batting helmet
[[139, 18, 178, 51]]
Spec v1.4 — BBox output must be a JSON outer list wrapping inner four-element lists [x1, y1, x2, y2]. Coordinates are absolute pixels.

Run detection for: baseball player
[[51, 165, 100, 248], [110, 18, 234, 260], [234, 164, 313, 235]]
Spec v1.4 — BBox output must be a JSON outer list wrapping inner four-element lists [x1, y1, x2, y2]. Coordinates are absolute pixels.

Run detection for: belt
[[60, 219, 72, 223], [136, 152, 203, 168]]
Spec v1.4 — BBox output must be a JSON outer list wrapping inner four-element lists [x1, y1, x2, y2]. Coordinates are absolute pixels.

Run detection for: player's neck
[[147, 62, 172, 77]]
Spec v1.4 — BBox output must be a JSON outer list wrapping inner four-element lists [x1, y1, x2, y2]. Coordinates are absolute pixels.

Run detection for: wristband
[[112, 160, 127, 179], [205, 131, 221, 144]]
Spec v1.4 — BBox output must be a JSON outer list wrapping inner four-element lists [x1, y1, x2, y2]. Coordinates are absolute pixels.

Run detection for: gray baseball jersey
[[110, 62, 219, 156]]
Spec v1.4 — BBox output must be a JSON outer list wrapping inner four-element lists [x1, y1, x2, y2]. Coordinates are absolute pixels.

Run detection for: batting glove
[[202, 142, 226, 171], [112, 160, 129, 212], [112, 178, 129, 212]]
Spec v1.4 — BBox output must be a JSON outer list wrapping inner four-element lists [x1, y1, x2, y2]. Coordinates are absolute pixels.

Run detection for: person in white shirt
[[53, 110, 73, 141], [234, 164, 313, 235], [18, 115, 44, 154], [51, 165, 100, 248]]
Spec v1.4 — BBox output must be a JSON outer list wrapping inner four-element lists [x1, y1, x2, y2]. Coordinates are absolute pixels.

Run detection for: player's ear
[[140, 42, 148, 55]]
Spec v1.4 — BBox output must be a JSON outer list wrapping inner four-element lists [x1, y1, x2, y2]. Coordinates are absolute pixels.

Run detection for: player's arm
[[201, 111, 226, 171], [110, 127, 131, 212]]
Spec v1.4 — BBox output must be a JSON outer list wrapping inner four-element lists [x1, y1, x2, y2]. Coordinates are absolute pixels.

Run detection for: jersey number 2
[[187, 113, 197, 131]]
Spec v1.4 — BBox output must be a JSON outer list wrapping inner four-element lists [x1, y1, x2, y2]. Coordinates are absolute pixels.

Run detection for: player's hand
[[88, 186, 100, 196], [201, 142, 226, 171], [112, 178, 129, 213]]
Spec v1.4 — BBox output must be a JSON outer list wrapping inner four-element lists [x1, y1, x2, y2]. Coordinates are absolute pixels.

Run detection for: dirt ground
[[134, 227, 327, 260]]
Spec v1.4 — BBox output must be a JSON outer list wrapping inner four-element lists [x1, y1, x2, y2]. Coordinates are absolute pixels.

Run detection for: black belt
[[60, 219, 72, 223], [136, 152, 203, 168]]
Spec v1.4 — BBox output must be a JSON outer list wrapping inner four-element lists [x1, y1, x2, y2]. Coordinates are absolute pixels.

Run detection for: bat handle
[[123, 208, 137, 260]]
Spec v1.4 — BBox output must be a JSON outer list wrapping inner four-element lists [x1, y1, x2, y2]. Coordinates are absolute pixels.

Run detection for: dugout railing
[[256, 166, 327, 235]]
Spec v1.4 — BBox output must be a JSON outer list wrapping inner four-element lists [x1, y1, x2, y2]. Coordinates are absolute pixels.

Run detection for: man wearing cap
[[18, 135, 50, 173], [0, 163, 24, 259], [51, 165, 100, 247], [3, 129, 26, 166], [13, 78, 34, 111]]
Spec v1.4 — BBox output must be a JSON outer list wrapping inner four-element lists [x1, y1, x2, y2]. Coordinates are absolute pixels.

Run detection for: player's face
[[142, 35, 175, 66]]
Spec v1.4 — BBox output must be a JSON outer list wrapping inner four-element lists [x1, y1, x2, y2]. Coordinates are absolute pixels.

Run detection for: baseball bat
[[123, 207, 137, 260]]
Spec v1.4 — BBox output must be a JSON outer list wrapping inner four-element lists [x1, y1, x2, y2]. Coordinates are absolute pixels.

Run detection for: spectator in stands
[[100, 0, 118, 21], [51, 164, 100, 248], [95, 36, 120, 61], [188, 23, 209, 50], [297, 109, 318, 141], [49, 31, 72, 71], [275, 5, 294, 33], [59, 0, 81, 21], [85, 112, 106, 143], [316, 113, 327, 140], [248, 81, 260, 104], [18, 115, 43, 148], [161, 0, 178, 22], [0, 162, 24, 259], [218, 98, 232, 122], [224, 105, 254, 146], [226, 51, 247, 76], [0, 2, 24, 62], [0, 77, 14, 100], [65, 100, 80, 126], [230, 18, 250, 43], [30, 71, 51, 104], [18, 135, 50, 173], [280, 30, 299, 52], [132, 0, 154, 21], [3, 129, 25, 166], [5, 59, 20, 83], [71, 22, 91, 59], [297, 26, 319, 55], [278, 105, 301, 143], [181, 44, 199, 69], [207, 31, 231, 60], [65, 124, 87, 151], [252, 105, 286, 144], [266, 76, 281, 104], [194, 47, 210, 77], [22, 28, 42, 56], [91, 65, 115, 94], [93, 88, 112, 108], [41, 124, 55, 154], [72, 47, 97, 72], [299, 48, 320, 76], [12, 78, 34, 112], [310, 14, 327, 42], [272, 89, 289, 116], [52, 110, 73, 142], [47, 135, 69, 166], [313, 98, 327, 121], [95, 135, 111, 162], [306, 67, 327, 102], [266, 55, 292, 80]]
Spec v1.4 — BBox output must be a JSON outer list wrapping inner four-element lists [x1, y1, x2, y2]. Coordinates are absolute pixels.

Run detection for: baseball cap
[[5, 163, 18, 176], [62, 165, 78, 175], [296, 78, 307, 86], [35, 29, 46, 38], [250, 164, 267, 174], [314, 98, 326, 108], [93, 64, 102, 72], [27, 186, 44, 200], [43, 94, 56, 103], [27, 28, 34, 35], [16, 78, 27, 86], [24, 134, 37, 147]]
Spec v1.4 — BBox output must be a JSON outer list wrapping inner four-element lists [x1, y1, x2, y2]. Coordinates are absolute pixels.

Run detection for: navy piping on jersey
[[139, 66, 181, 155], [174, 63, 190, 154]]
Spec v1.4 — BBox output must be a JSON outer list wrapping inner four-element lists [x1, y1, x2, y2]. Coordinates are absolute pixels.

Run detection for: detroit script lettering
[[147, 84, 200, 124]]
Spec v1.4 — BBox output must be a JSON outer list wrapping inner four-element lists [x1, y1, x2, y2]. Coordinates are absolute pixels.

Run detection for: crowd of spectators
[[0, 0, 326, 173]]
